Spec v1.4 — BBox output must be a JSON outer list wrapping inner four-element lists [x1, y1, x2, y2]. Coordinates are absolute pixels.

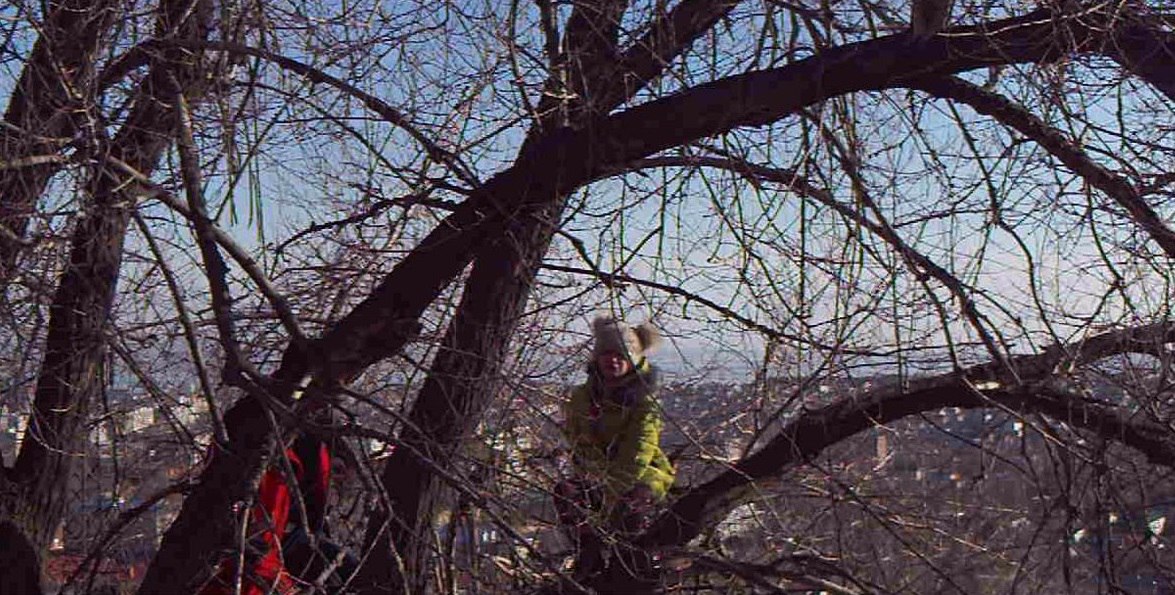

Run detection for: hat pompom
[[633, 323, 661, 353]]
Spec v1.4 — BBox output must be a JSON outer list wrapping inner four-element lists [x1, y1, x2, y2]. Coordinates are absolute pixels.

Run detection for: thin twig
[[172, 81, 268, 382]]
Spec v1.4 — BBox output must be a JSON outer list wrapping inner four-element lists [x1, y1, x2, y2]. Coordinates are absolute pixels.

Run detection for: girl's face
[[595, 350, 632, 380]]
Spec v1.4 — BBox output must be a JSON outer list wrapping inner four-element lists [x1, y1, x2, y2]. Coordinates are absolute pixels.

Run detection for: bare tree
[[1, 0, 1174, 594], [0, 0, 218, 591]]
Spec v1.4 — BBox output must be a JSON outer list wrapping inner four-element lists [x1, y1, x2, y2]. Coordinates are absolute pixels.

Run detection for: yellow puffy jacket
[[565, 361, 675, 500]]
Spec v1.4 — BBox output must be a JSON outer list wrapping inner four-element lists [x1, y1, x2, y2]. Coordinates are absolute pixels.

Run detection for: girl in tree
[[555, 316, 675, 577]]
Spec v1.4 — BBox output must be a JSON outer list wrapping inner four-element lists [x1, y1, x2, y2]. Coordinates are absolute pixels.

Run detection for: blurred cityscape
[[3, 373, 1173, 593]]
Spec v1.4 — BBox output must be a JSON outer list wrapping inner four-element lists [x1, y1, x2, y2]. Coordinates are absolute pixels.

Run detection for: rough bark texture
[[353, 2, 676, 590], [137, 3, 1175, 594], [356, 197, 569, 594], [0, 0, 214, 591], [0, 0, 118, 281], [136, 396, 275, 595]]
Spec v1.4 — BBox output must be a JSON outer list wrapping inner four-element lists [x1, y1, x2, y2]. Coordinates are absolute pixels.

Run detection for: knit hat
[[591, 316, 662, 361]]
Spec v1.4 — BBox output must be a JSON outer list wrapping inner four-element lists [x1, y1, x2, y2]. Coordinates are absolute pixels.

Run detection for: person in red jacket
[[199, 415, 357, 595], [197, 440, 308, 595], [280, 433, 359, 591]]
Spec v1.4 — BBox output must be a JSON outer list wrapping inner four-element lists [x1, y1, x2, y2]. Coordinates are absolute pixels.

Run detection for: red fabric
[[315, 441, 331, 510], [199, 446, 321, 595], [199, 558, 299, 595], [257, 449, 300, 548]]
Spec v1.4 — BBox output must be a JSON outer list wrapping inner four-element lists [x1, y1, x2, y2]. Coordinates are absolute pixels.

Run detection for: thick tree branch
[[311, 4, 1151, 386], [156, 6, 1175, 592], [909, 75, 1175, 259], [355, 187, 571, 592], [641, 323, 1175, 550], [690, 554, 868, 595], [562, 0, 629, 117], [169, 5, 1175, 398], [1105, 9, 1175, 101], [598, 0, 742, 110], [523, 0, 741, 145], [0, 0, 119, 281]]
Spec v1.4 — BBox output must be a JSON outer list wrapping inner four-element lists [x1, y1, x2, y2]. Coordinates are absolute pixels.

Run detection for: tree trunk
[[137, 127, 578, 595], [140, 5, 1175, 594], [0, 520, 42, 595], [356, 195, 568, 594], [0, 0, 118, 281], [0, 0, 213, 589]]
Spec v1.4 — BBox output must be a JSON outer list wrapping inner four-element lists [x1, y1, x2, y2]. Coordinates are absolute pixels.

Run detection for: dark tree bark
[[139, 3, 1175, 594], [519, 324, 1175, 593], [360, 4, 1175, 591], [0, 520, 42, 595], [0, 0, 119, 281], [356, 196, 570, 595], [353, 1, 733, 590], [1105, 13, 1175, 101], [0, 0, 214, 590]]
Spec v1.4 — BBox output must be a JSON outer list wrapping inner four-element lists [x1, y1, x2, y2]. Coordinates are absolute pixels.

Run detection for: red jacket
[[199, 437, 331, 595]]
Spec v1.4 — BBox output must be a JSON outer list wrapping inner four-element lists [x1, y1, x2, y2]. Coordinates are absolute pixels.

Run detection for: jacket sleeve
[[608, 397, 662, 493]]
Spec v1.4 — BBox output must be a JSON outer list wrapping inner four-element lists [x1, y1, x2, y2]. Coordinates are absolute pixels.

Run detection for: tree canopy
[[1, 0, 1174, 593]]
